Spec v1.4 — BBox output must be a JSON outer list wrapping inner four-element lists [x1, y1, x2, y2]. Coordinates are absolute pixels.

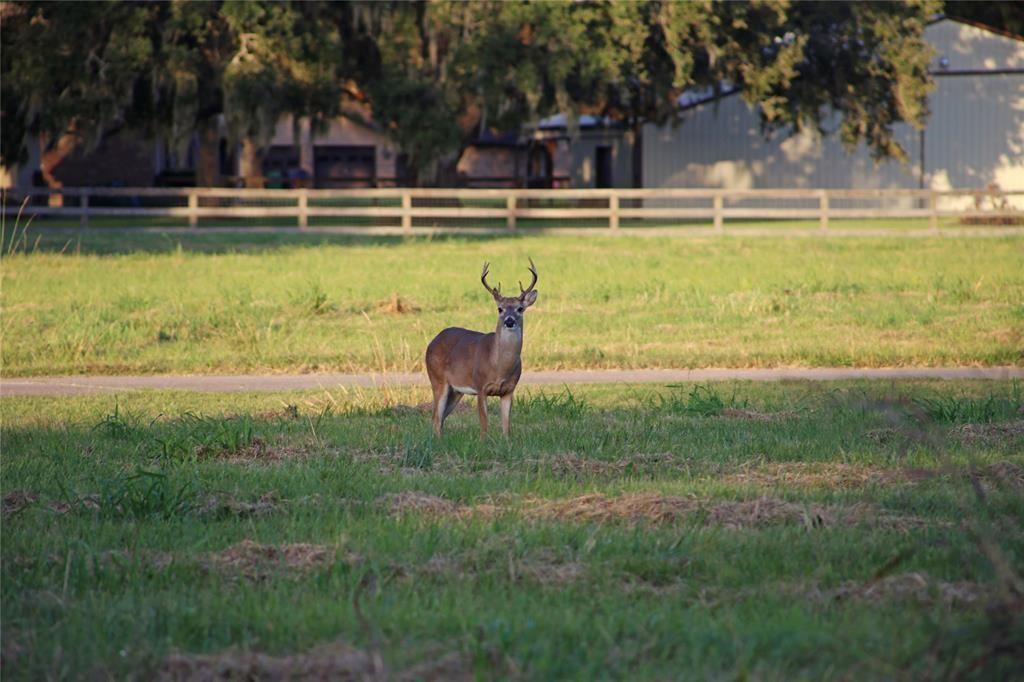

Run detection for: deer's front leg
[[477, 394, 488, 437], [500, 393, 513, 437]]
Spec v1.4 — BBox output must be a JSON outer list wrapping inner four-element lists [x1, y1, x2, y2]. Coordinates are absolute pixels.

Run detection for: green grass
[[3, 379, 1022, 679], [2, 232, 1022, 376]]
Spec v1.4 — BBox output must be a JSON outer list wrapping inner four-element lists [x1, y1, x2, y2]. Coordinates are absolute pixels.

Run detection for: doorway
[[595, 145, 613, 188]]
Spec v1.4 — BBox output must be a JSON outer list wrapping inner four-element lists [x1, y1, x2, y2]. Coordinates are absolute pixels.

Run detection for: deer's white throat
[[496, 324, 523, 351], [492, 323, 523, 368]]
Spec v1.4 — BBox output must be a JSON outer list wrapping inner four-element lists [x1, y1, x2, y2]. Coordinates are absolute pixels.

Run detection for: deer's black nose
[[504, 316, 516, 328]]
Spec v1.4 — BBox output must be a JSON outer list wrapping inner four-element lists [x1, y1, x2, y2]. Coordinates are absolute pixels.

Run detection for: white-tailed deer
[[426, 258, 539, 437]]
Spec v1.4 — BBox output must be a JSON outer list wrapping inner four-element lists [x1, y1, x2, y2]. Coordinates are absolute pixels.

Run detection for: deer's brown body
[[426, 259, 538, 437]]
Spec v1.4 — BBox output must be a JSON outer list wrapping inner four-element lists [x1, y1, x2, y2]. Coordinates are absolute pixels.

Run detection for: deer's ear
[[521, 290, 539, 307]]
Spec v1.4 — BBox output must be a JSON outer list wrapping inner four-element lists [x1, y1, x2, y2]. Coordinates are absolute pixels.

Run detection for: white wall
[[569, 129, 635, 188], [641, 19, 1024, 206], [269, 109, 399, 180]]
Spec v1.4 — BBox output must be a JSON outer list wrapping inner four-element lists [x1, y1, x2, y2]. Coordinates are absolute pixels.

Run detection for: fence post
[[819, 190, 829, 231], [713, 193, 724, 233], [297, 189, 308, 230], [506, 195, 516, 231], [928, 191, 938, 233], [188, 191, 198, 229], [79, 190, 89, 229], [401, 191, 412, 234], [609, 193, 620, 231]]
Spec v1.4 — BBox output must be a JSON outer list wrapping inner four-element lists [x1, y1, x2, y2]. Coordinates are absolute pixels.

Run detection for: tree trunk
[[433, 151, 462, 188], [238, 138, 265, 188], [195, 118, 221, 187], [39, 127, 81, 207]]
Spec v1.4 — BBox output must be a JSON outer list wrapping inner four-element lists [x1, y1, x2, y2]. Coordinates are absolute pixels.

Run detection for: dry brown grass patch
[[203, 540, 348, 581], [543, 453, 679, 478], [720, 408, 797, 422], [866, 427, 900, 444], [974, 461, 1024, 490], [629, 572, 989, 606], [721, 461, 1024, 492], [524, 493, 697, 525], [374, 491, 933, 530], [830, 572, 987, 606], [522, 493, 841, 528], [704, 497, 840, 529], [953, 420, 1024, 447], [45, 494, 101, 515], [6, 491, 281, 518], [376, 293, 420, 315], [254, 404, 300, 421], [159, 641, 469, 681], [510, 557, 585, 585], [520, 493, 929, 531], [722, 462, 909, 490], [2, 490, 39, 516], [196, 492, 280, 518], [380, 491, 464, 516], [415, 551, 584, 586], [197, 438, 305, 464]]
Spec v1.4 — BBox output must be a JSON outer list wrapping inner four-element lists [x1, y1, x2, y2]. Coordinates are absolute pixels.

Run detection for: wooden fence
[[3, 186, 1022, 234]]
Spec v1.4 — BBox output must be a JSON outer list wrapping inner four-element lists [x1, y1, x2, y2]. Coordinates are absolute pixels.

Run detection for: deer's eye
[[497, 307, 502, 313], [517, 307, 524, 313]]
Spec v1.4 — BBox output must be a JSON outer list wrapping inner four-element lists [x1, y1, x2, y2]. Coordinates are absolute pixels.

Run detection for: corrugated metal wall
[[641, 19, 1024, 201]]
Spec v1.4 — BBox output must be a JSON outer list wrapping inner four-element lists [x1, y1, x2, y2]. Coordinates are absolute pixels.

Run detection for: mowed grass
[[1, 232, 1022, 376], [2, 380, 1022, 679]]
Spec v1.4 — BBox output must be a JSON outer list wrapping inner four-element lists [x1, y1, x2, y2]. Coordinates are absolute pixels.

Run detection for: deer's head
[[481, 258, 539, 331]]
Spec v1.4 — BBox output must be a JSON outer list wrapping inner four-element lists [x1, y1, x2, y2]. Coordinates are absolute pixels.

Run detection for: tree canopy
[[2, 0, 945, 186], [0, 2, 155, 173]]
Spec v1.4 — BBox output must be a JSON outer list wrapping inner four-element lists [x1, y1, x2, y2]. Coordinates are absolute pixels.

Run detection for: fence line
[[2, 186, 1021, 234]]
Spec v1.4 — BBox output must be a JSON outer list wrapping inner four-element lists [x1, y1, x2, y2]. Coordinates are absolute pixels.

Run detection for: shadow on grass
[[15, 228, 527, 256], [2, 382, 1022, 679]]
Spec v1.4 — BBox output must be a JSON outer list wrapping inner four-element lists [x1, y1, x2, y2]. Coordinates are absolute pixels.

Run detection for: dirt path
[[2, 367, 1021, 396]]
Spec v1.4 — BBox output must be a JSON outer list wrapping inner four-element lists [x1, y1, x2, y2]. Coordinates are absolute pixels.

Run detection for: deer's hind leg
[[431, 381, 450, 436], [442, 390, 463, 420], [500, 393, 513, 437]]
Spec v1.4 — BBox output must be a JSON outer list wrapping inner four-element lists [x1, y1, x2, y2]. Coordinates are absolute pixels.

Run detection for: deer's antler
[[481, 261, 501, 299], [519, 257, 538, 297]]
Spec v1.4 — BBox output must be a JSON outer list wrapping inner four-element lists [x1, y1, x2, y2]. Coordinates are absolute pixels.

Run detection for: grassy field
[[2, 379, 1022, 679], [2, 231, 1022, 376]]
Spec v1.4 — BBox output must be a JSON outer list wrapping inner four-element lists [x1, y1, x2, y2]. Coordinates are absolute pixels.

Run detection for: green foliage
[[1, 1, 943, 179], [0, 1, 155, 165], [658, 384, 747, 417], [945, 1, 1024, 38], [754, 1, 940, 162], [150, 413, 260, 460], [913, 381, 1023, 423], [93, 402, 143, 441], [518, 389, 590, 419], [155, 1, 354, 181], [54, 467, 197, 521]]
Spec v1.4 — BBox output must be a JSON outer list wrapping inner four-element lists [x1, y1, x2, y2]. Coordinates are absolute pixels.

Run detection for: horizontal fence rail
[[2, 186, 1022, 235]]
